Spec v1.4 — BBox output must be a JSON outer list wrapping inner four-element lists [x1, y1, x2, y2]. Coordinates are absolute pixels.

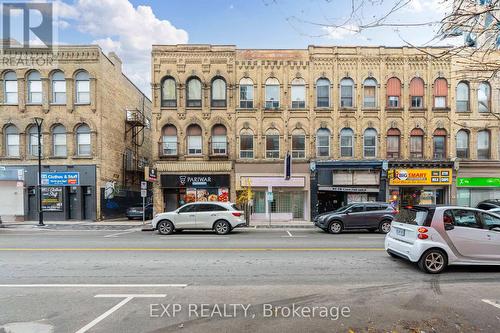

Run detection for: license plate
[[395, 228, 405, 236]]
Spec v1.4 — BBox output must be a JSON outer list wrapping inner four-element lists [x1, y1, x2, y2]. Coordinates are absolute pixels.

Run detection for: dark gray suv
[[314, 202, 397, 234]]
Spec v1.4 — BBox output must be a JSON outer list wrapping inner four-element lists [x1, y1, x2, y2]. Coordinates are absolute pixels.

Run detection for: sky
[[3, 0, 454, 96]]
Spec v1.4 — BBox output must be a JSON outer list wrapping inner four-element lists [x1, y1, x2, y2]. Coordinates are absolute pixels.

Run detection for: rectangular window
[[364, 136, 376, 158], [340, 86, 353, 107], [363, 86, 376, 107], [266, 135, 279, 159], [52, 81, 66, 104], [6, 134, 20, 156], [433, 136, 446, 159], [240, 135, 254, 159], [388, 96, 399, 108], [265, 85, 280, 109], [240, 85, 254, 108], [456, 100, 468, 112], [291, 135, 305, 158], [188, 136, 202, 155], [340, 135, 353, 157], [410, 136, 423, 158], [291, 85, 305, 109], [411, 96, 423, 108], [5, 81, 18, 104], [212, 135, 227, 155], [434, 96, 446, 108], [386, 136, 400, 158], [317, 85, 329, 107], [317, 136, 330, 157], [53, 133, 67, 157], [162, 136, 177, 156], [29, 81, 42, 104], [77, 133, 91, 156], [76, 81, 90, 104]]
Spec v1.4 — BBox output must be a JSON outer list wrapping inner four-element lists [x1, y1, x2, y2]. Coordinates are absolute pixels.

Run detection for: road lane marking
[[75, 296, 133, 333], [286, 230, 293, 237], [358, 236, 385, 239], [104, 228, 141, 238], [158, 236, 230, 239], [0, 247, 384, 251], [482, 299, 500, 310], [0, 284, 188, 288], [95, 294, 167, 298]]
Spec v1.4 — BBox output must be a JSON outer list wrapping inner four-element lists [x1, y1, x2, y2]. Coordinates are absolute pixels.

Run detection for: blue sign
[[41, 172, 80, 186]]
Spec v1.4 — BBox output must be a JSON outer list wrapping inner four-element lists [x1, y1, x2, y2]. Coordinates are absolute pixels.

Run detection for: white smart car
[[152, 202, 245, 235], [385, 205, 500, 274]]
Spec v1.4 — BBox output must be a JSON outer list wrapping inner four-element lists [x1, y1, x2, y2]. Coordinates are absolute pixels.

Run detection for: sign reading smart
[[41, 172, 80, 186], [388, 169, 452, 185]]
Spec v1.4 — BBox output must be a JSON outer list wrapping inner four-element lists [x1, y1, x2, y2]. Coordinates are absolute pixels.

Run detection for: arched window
[[386, 77, 401, 108], [51, 71, 66, 104], [265, 77, 280, 109], [239, 77, 254, 108], [363, 128, 377, 158], [27, 71, 42, 104], [456, 81, 469, 112], [161, 77, 176, 107], [478, 81, 491, 113], [76, 124, 91, 156], [52, 125, 67, 157], [340, 78, 354, 108], [239, 128, 254, 159], [211, 77, 227, 107], [186, 77, 202, 107], [456, 130, 469, 158], [75, 71, 90, 104], [211, 124, 227, 155], [265, 128, 280, 159], [340, 128, 354, 157], [186, 124, 202, 155], [4, 71, 18, 104], [291, 129, 306, 158], [291, 78, 306, 109], [477, 130, 490, 159], [363, 78, 377, 108], [27, 125, 42, 156], [161, 125, 177, 156], [386, 128, 401, 159], [433, 128, 447, 159], [409, 77, 424, 108], [316, 78, 330, 107], [433, 78, 448, 108], [5, 125, 20, 157], [410, 128, 424, 158], [316, 128, 330, 158]]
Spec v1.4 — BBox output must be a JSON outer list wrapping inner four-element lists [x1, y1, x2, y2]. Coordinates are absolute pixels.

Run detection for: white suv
[[385, 205, 500, 274], [152, 202, 245, 235]]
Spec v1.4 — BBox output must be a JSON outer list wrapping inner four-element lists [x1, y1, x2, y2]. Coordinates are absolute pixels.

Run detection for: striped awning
[[154, 161, 233, 173]]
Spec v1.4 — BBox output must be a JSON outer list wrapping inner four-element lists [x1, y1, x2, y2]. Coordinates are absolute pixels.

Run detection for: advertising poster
[[41, 187, 63, 211]]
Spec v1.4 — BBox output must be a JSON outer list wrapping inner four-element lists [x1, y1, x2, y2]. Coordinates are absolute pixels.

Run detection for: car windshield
[[394, 208, 428, 225]]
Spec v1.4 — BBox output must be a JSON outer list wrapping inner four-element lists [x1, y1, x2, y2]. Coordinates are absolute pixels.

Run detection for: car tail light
[[232, 212, 242, 217], [417, 233, 429, 240], [417, 227, 428, 233]]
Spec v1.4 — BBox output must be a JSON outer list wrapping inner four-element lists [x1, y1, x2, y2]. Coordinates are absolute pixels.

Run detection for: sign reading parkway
[[41, 172, 80, 186]]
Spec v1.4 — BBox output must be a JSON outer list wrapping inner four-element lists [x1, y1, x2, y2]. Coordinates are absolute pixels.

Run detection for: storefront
[[311, 160, 387, 216], [160, 174, 231, 211], [235, 162, 310, 221], [0, 165, 97, 221], [456, 161, 500, 207], [388, 164, 453, 208]]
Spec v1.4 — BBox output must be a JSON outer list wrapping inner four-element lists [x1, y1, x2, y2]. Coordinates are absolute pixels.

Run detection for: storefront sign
[[161, 174, 230, 188], [318, 186, 380, 193], [240, 177, 305, 188], [457, 177, 500, 187], [41, 172, 80, 186], [41, 187, 63, 211], [146, 167, 157, 182], [388, 169, 452, 186]]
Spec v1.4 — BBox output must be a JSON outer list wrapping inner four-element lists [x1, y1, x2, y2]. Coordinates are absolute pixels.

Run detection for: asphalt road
[[1, 227, 500, 333]]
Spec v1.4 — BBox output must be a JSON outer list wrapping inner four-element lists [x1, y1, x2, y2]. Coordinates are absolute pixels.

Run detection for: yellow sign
[[388, 168, 452, 186]]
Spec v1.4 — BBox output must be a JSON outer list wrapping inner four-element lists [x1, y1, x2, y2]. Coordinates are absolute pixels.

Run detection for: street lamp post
[[33, 117, 44, 226]]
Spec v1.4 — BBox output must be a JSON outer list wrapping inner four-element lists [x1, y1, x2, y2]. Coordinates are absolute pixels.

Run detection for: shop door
[[67, 186, 79, 220], [82, 186, 93, 220], [27, 187, 38, 220], [164, 192, 178, 212]]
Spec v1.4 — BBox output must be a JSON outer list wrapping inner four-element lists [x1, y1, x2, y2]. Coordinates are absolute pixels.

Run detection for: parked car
[[476, 199, 500, 211], [313, 202, 397, 234], [385, 205, 500, 274], [152, 202, 245, 235], [126, 203, 153, 220]]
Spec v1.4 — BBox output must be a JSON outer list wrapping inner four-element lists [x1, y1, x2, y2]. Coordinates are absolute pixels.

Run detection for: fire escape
[[124, 104, 147, 189]]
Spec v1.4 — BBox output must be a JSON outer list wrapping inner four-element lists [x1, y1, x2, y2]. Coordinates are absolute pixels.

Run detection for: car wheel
[[418, 249, 448, 274], [157, 220, 174, 235], [214, 220, 231, 235], [379, 220, 392, 234], [328, 221, 343, 234]]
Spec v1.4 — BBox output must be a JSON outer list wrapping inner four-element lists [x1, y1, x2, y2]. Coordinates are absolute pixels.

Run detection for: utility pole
[[34, 117, 44, 226]]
